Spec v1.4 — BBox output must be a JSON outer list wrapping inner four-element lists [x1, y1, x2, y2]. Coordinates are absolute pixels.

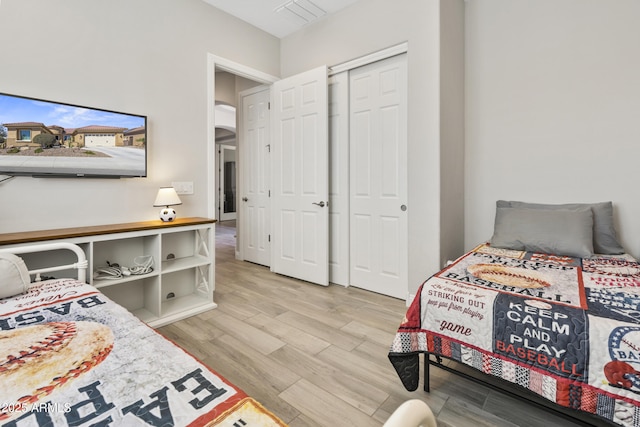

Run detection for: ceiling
[[202, 0, 360, 38]]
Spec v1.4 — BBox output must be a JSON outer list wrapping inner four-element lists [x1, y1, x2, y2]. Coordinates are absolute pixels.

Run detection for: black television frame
[[0, 92, 147, 178]]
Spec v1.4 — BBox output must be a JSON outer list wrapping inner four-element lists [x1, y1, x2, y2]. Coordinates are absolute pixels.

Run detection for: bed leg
[[423, 354, 430, 392]]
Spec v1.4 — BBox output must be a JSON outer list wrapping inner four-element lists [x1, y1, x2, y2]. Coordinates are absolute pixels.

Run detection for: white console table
[[0, 217, 217, 328]]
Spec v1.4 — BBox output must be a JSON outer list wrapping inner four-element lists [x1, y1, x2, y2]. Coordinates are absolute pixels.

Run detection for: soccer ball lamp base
[[159, 207, 177, 222]]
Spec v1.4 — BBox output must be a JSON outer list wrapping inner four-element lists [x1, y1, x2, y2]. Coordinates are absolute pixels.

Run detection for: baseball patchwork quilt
[[389, 243, 640, 427], [0, 278, 287, 427]]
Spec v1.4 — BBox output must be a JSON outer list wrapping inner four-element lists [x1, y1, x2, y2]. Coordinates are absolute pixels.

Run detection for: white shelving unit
[[0, 217, 217, 328]]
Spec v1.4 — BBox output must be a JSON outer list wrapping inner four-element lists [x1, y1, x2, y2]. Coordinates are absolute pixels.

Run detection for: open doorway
[[215, 102, 237, 224], [211, 57, 277, 262], [218, 144, 236, 221]]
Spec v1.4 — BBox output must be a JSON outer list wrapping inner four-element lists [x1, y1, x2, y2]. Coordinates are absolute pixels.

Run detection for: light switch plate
[[172, 181, 194, 195]]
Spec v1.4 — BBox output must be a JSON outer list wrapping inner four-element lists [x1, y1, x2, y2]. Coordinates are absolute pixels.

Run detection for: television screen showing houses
[[0, 92, 147, 177]]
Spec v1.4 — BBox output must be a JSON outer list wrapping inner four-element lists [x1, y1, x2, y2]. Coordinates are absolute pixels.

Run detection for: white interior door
[[271, 66, 329, 285], [349, 54, 408, 299], [240, 86, 271, 267]]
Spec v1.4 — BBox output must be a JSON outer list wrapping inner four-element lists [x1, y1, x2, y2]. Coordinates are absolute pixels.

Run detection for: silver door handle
[[312, 201, 325, 208]]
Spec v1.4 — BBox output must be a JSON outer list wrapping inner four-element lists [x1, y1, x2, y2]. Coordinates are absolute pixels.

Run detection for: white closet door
[[271, 66, 329, 285], [349, 54, 408, 299], [240, 87, 271, 267], [329, 71, 349, 286]]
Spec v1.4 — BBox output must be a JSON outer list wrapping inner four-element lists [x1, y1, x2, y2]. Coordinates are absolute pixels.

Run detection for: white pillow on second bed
[[0, 252, 30, 299]]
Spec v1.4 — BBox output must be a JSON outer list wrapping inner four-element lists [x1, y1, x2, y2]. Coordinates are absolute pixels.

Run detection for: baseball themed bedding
[[0, 278, 287, 427], [389, 242, 640, 427]]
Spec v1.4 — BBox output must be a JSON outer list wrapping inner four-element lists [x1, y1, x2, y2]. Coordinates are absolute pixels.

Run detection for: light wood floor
[[158, 221, 606, 427]]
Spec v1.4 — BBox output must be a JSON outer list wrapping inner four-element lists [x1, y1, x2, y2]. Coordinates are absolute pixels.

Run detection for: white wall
[[0, 0, 279, 232], [440, 0, 466, 269], [215, 72, 262, 108], [282, 0, 465, 295], [8, 0, 627, 293], [465, 0, 640, 258]]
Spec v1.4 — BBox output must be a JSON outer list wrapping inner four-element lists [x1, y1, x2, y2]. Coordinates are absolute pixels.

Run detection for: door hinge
[[268, 102, 271, 110], [268, 190, 271, 197], [266, 144, 271, 153], [268, 234, 271, 242]]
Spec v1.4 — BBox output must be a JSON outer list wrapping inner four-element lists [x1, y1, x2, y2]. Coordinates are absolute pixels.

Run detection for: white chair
[[383, 399, 437, 427]]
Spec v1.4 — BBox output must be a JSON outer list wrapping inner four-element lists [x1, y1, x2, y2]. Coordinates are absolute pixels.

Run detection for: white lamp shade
[[153, 187, 182, 207]]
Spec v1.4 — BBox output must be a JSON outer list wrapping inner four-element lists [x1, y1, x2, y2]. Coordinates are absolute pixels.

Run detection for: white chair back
[[383, 399, 437, 427]]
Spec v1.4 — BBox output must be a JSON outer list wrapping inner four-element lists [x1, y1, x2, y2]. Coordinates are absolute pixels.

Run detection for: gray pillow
[[490, 206, 594, 258], [496, 200, 624, 255], [0, 252, 30, 299]]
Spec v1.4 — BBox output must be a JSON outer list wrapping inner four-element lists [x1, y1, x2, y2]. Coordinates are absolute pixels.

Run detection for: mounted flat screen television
[[0, 92, 147, 178]]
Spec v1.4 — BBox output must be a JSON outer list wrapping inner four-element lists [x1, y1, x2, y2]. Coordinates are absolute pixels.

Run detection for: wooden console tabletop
[[0, 217, 217, 246]]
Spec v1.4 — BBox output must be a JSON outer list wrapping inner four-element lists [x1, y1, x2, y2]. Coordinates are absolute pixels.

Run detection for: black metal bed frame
[[424, 353, 617, 427]]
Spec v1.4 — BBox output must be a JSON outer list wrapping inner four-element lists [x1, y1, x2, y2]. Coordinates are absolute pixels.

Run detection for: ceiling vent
[[275, 0, 326, 25]]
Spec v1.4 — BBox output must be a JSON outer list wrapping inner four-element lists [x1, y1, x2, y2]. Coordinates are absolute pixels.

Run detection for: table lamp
[[153, 187, 182, 222]]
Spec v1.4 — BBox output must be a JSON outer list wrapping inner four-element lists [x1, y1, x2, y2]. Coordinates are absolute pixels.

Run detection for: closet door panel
[[349, 54, 408, 299]]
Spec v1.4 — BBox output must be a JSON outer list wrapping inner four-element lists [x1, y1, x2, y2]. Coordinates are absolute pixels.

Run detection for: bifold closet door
[[349, 54, 408, 299]]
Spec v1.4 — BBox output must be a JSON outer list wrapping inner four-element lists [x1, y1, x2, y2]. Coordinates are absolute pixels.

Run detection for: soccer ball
[[159, 208, 176, 222]]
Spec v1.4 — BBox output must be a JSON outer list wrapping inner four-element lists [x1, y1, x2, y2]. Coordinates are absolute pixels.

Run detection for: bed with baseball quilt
[[0, 242, 286, 427], [389, 201, 640, 427]]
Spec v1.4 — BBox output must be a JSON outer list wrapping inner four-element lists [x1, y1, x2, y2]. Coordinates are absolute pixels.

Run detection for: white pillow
[[0, 253, 30, 299]]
